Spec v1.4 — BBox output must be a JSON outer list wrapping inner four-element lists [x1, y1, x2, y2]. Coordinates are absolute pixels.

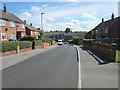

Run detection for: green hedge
[[51, 40, 56, 45], [34, 40, 43, 46], [116, 50, 120, 62], [0, 41, 32, 52]]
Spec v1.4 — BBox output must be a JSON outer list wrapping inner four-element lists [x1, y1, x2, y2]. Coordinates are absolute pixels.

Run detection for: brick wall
[[84, 41, 117, 62]]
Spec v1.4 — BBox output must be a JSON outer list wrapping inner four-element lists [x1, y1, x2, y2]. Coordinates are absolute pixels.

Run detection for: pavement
[[1, 44, 58, 70], [2, 44, 78, 88], [77, 45, 118, 89]]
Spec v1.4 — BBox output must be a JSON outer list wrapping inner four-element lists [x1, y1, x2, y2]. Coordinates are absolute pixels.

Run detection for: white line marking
[[76, 47, 82, 89]]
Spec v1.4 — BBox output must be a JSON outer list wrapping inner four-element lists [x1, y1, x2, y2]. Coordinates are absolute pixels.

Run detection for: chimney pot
[[4, 4, 8, 12], [111, 13, 114, 20], [102, 18, 104, 23]]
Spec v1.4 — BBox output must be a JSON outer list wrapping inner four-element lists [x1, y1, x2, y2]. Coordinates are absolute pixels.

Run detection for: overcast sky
[[1, 1, 119, 32]]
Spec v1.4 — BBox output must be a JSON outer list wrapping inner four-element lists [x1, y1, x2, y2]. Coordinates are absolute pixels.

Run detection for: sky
[[0, 1, 119, 32]]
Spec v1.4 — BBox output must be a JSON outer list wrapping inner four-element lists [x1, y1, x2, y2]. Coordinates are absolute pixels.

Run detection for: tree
[[65, 28, 71, 33]]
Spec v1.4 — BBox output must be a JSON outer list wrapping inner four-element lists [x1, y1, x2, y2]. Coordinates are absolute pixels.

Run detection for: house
[[24, 21, 40, 40], [44, 31, 87, 41], [85, 13, 120, 44], [0, 4, 26, 41]]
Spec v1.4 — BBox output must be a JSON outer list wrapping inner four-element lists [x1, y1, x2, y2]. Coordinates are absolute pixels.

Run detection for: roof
[[0, 10, 24, 24], [25, 24, 39, 32], [93, 16, 120, 30]]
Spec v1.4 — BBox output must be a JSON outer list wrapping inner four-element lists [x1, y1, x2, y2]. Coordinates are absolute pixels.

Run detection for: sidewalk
[[1, 44, 57, 70], [78, 45, 118, 88]]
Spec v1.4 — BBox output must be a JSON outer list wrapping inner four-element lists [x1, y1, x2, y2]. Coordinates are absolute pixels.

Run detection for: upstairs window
[[0, 19, 6, 26], [10, 21, 15, 27]]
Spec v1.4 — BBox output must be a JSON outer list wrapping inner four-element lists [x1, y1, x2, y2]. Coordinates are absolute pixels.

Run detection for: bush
[[34, 40, 43, 46], [72, 36, 84, 45], [116, 50, 120, 62], [1, 41, 32, 52], [51, 40, 56, 45], [20, 36, 36, 41], [41, 36, 52, 42]]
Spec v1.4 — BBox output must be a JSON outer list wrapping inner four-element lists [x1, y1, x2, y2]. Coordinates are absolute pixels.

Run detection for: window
[[105, 27, 108, 34], [35, 32, 38, 35], [10, 21, 15, 27], [1, 33, 7, 40], [10, 33, 16, 40], [0, 19, 6, 26], [22, 24, 25, 28]]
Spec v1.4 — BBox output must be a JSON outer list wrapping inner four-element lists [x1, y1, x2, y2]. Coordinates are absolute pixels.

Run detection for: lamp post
[[41, 12, 44, 31]]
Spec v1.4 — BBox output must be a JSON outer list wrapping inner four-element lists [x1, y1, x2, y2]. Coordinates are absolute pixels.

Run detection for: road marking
[[75, 46, 82, 89]]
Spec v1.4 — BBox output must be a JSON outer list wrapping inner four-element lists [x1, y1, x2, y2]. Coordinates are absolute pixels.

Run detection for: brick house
[[85, 13, 120, 41], [24, 21, 40, 40], [0, 4, 26, 41], [44, 31, 86, 41]]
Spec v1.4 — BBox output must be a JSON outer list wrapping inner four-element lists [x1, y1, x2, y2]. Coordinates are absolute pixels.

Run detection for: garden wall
[[84, 41, 117, 62]]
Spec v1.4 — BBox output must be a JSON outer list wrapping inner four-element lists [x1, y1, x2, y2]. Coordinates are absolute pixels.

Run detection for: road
[[2, 45, 78, 88]]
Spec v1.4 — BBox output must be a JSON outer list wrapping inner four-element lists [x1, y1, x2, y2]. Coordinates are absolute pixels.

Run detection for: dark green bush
[[20, 36, 36, 41], [1, 41, 32, 52]]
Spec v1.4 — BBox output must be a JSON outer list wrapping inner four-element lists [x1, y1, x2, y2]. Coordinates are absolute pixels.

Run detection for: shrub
[[51, 40, 56, 45], [41, 36, 52, 42], [1, 41, 32, 52], [20, 36, 36, 41], [72, 36, 84, 45], [34, 40, 43, 46]]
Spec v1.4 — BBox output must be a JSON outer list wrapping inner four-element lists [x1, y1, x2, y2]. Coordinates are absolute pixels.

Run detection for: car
[[64, 42, 68, 44], [57, 40, 63, 45]]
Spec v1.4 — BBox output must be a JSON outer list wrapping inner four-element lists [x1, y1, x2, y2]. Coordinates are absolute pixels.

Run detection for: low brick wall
[[84, 42, 117, 62], [35, 45, 43, 49], [78, 40, 84, 45], [43, 42, 51, 48], [19, 47, 32, 53], [0, 50, 17, 57]]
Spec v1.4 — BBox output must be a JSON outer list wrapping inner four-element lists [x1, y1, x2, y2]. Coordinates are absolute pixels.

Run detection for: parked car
[[57, 40, 63, 45], [64, 42, 68, 44]]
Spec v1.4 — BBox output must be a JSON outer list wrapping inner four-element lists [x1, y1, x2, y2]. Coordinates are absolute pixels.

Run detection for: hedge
[[116, 50, 120, 62], [34, 40, 43, 46], [0, 41, 32, 52], [51, 40, 56, 45]]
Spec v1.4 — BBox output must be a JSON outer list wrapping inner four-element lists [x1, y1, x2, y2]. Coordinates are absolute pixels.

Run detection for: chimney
[[30, 23, 32, 26], [102, 18, 104, 23], [111, 13, 114, 20], [4, 4, 8, 12], [24, 20, 26, 25]]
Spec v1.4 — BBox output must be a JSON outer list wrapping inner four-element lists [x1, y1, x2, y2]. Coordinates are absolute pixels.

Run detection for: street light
[[41, 12, 44, 31]]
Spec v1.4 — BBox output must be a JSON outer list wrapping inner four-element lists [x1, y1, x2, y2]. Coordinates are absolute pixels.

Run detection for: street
[[2, 45, 78, 88]]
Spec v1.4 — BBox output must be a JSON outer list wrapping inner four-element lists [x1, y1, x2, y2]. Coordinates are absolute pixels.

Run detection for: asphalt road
[[2, 44, 78, 88]]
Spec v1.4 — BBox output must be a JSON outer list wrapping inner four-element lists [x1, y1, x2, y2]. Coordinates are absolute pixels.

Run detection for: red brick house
[[24, 21, 40, 40], [85, 13, 120, 42], [0, 4, 26, 41]]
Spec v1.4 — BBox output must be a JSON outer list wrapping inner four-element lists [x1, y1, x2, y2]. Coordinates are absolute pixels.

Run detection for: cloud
[[43, 4, 48, 7], [47, 17, 55, 21], [20, 12, 32, 20], [31, 6, 40, 11]]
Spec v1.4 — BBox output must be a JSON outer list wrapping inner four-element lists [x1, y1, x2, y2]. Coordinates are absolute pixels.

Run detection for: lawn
[[116, 50, 120, 62]]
